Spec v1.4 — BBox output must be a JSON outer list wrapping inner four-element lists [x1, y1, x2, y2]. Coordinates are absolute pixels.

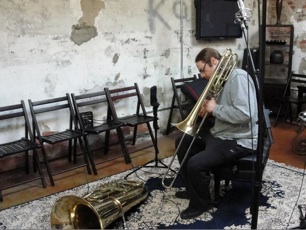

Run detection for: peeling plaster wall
[[1, 0, 261, 139]]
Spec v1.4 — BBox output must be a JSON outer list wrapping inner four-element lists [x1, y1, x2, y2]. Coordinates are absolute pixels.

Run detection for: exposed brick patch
[[267, 27, 292, 41], [299, 40, 306, 49], [268, 0, 306, 24]]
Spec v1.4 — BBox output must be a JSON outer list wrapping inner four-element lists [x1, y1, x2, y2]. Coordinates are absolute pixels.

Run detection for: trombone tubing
[[161, 113, 208, 189]]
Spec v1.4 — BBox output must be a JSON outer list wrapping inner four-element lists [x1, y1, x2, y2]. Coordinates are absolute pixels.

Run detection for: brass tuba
[[50, 180, 149, 229], [162, 48, 238, 189]]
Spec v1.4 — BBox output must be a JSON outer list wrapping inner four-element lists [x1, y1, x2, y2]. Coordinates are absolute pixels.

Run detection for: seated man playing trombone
[[174, 47, 258, 219]]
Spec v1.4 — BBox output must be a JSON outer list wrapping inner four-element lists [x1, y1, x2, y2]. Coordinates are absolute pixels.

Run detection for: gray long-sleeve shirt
[[210, 68, 258, 150]]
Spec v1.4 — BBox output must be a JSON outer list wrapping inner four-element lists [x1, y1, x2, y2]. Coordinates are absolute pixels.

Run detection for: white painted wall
[[3, 0, 303, 138]]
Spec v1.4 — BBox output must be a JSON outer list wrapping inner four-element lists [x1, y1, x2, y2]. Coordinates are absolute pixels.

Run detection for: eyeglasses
[[199, 62, 208, 73]]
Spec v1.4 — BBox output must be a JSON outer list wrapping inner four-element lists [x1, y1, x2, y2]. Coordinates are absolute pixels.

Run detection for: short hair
[[195, 48, 222, 63]]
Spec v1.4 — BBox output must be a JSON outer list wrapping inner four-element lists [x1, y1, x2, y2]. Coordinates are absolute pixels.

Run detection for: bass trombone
[[162, 48, 238, 189]]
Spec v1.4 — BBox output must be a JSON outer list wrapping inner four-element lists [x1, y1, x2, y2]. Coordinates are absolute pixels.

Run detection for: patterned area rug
[[0, 158, 306, 229]]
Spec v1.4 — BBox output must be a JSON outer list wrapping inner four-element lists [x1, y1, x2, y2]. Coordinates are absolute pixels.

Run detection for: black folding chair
[[71, 91, 131, 165], [274, 72, 306, 126], [213, 109, 274, 210], [165, 75, 199, 135], [0, 101, 46, 202], [28, 94, 96, 186], [104, 83, 158, 155]]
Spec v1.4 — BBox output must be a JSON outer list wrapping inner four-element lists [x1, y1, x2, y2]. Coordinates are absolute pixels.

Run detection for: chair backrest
[[104, 83, 148, 121], [71, 91, 115, 131], [283, 72, 306, 98], [28, 94, 77, 140], [165, 75, 202, 135], [180, 77, 208, 103], [171, 76, 197, 107], [238, 108, 274, 171], [0, 101, 34, 156], [0, 101, 47, 200]]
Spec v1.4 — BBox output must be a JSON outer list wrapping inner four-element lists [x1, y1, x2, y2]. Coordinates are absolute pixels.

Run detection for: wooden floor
[[1, 121, 306, 210]]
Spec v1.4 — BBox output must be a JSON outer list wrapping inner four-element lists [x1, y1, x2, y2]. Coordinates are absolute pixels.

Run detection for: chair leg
[[213, 177, 231, 204], [165, 108, 174, 135], [83, 135, 98, 175], [77, 136, 93, 175], [68, 138, 73, 163], [288, 103, 293, 123], [283, 103, 291, 123], [104, 130, 110, 155], [274, 101, 284, 126], [165, 96, 175, 135], [40, 145, 55, 186], [72, 138, 77, 164], [297, 103, 302, 119], [116, 127, 131, 164], [33, 149, 47, 188], [214, 176, 221, 202], [0, 190, 3, 202], [132, 126, 138, 145], [25, 150, 30, 174]]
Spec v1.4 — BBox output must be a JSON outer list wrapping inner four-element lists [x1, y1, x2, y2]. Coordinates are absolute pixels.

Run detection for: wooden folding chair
[[0, 101, 46, 201], [28, 94, 96, 186], [274, 72, 306, 126], [104, 83, 158, 155], [165, 75, 201, 135], [71, 91, 131, 165]]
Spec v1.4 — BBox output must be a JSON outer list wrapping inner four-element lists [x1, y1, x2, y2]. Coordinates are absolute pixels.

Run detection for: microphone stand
[[235, 0, 269, 228], [291, 205, 306, 229], [124, 87, 174, 180]]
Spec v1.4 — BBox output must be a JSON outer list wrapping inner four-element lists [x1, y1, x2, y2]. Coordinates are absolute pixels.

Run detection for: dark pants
[[175, 129, 253, 210]]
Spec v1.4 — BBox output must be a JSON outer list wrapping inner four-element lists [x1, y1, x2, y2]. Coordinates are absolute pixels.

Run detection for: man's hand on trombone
[[199, 98, 216, 117]]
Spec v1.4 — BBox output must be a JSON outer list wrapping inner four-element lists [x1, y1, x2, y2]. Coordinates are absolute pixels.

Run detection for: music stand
[[124, 86, 174, 180]]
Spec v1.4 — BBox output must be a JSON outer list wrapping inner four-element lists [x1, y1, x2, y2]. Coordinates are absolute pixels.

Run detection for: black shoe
[[180, 205, 212, 219], [175, 191, 189, 199]]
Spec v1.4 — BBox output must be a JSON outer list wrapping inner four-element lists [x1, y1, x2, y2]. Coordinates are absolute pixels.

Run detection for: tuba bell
[[50, 179, 149, 229], [162, 48, 238, 189]]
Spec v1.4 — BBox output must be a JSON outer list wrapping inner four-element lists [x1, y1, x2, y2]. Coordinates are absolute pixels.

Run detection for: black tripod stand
[[124, 86, 173, 179]]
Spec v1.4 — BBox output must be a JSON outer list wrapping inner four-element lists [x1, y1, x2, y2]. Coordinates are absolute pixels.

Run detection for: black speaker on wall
[[195, 0, 242, 40]]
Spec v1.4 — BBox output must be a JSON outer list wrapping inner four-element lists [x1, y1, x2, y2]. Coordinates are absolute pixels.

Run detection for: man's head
[[195, 48, 221, 79]]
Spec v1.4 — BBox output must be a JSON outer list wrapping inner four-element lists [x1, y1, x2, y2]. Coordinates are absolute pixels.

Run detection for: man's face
[[196, 57, 219, 79]]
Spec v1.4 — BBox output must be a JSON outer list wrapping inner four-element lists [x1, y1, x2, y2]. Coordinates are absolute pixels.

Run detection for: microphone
[[236, 0, 250, 30], [150, 86, 160, 107]]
